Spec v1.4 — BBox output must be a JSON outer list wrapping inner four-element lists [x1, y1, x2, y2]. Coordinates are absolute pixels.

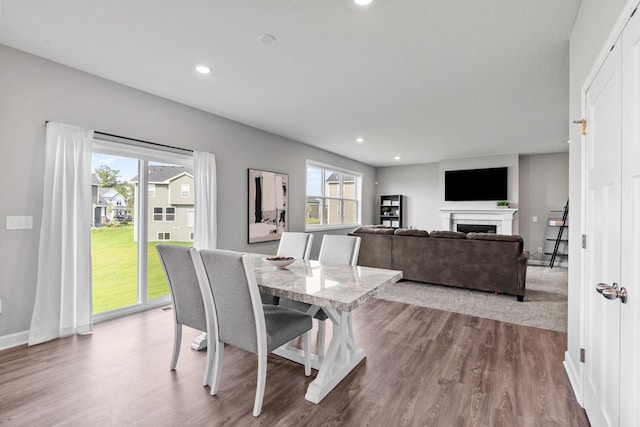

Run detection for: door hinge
[[580, 348, 585, 363], [572, 119, 587, 135], [582, 234, 587, 249]]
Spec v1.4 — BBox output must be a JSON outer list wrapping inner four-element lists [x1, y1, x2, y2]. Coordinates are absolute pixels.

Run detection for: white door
[[583, 9, 640, 426], [620, 9, 640, 426], [583, 37, 622, 427]]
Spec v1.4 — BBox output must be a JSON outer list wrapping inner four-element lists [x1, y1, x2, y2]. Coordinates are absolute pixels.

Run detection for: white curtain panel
[[193, 151, 217, 250], [28, 122, 94, 346]]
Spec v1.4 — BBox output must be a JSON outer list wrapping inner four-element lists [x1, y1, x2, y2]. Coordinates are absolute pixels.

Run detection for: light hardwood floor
[[0, 299, 589, 426]]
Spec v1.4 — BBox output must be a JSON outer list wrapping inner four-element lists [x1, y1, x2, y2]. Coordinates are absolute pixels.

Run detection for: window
[[91, 139, 193, 320], [165, 207, 176, 221], [305, 161, 361, 230], [181, 183, 190, 198], [153, 207, 163, 221], [153, 206, 176, 221]]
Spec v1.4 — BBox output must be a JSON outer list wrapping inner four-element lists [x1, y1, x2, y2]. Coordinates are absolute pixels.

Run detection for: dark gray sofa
[[350, 226, 529, 301]]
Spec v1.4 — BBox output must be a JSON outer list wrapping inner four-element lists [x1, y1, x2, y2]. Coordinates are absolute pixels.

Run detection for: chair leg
[[317, 320, 326, 357], [303, 331, 311, 376], [253, 351, 267, 417], [203, 339, 214, 387], [210, 341, 224, 396], [170, 323, 182, 370]]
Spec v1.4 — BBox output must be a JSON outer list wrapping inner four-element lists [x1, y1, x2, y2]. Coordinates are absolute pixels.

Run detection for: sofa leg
[[517, 295, 524, 302]]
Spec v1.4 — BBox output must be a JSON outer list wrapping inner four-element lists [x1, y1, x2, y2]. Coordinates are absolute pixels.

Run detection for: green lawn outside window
[[91, 224, 190, 313]]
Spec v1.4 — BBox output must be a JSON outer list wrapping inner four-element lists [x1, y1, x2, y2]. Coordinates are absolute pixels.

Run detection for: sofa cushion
[[466, 232, 524, 254], [429, 230, 466, 239], [351, 226, 396, 235], [394, 228, 429, 237]]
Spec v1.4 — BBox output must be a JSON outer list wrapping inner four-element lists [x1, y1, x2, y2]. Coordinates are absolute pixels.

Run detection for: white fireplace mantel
[[439, 208, 518, 235]]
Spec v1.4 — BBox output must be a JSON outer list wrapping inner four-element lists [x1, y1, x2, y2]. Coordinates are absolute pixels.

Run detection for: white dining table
[[248, 254, 402, 404]]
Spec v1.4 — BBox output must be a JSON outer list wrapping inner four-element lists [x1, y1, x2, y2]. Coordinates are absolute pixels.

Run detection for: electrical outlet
[[537, 247, 543, 253], [532, 216, 538, 223]]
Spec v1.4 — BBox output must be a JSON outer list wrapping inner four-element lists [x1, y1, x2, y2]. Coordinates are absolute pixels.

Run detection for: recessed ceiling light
[[394, 156, 401, 161], [258, 33, 276, 44], [354, 0, 373, 5], [355, 137, 364, 143], [195, 65, 211, 74]]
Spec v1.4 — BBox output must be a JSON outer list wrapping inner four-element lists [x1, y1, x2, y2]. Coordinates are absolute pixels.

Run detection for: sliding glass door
[[91, 140, 193, 320]]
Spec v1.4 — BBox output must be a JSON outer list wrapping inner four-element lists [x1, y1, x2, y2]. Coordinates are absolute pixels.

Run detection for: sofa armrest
[[517, 250, 530, 300]]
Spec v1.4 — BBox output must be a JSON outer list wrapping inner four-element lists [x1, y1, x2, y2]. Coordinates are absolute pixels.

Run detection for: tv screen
[[445, 167, 508, 201]]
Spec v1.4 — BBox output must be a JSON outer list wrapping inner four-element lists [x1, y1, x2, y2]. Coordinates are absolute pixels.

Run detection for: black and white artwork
[[248, 168, 288, 243]]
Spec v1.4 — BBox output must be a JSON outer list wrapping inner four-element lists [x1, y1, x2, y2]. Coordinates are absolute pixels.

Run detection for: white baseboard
[[0, 330, 29, 351], [564, 350, 583, 406]]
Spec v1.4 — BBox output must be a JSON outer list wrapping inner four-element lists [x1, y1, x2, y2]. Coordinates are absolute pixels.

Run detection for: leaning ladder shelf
[[549, 200, 569, 268]]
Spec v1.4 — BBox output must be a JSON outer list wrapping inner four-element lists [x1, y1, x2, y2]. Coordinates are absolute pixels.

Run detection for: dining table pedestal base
[[305, 309, 365, 404], [274, 307, 366, 404]]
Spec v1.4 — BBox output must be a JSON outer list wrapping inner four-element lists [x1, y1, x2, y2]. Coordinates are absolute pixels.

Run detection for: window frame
[[304, 160, 362, 231], [92, 138, 193, 323], [157, 232, 171, 241], [153, 206, 164, 222], [165, 206, 176, 222]]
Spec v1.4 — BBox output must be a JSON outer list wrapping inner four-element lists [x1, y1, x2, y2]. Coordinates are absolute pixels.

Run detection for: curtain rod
[[93, 131, 193, 154], [45, 121, 193, 153]]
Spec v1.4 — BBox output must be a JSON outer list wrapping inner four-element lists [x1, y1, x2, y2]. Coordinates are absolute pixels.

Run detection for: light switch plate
[[6, 216, 33, 230]]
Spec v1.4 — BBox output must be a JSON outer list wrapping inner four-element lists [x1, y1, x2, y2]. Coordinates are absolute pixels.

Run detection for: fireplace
[[457, 224, 497, 234], [439, 208, 518, 235]]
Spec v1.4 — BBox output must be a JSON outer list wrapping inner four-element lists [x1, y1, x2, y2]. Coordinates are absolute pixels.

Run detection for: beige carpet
[[375, 265, 568, 332]]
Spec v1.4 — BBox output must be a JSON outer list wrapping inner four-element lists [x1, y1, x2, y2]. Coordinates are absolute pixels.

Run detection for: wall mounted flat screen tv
[[445, 167, 508, 201]]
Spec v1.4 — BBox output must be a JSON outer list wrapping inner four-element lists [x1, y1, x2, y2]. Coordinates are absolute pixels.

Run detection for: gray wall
[[375, 153, 569, 255], [374, 163, 440, 230], [566, 0, 631, 398], [0, 45, 376, 342], [518, 152, 569, 260]]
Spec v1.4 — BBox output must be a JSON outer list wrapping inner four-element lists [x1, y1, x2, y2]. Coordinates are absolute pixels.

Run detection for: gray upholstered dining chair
[[156, 244, 208, 377], [277, 231, 314, 260], [261, 232, 314, 305], [279, 234, 361, 356], [189, 248, 312, 417], [317, 234, 361, 266]]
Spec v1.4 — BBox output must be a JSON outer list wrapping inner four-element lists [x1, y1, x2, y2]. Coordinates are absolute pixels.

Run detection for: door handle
[[595, 282, 628, 303]]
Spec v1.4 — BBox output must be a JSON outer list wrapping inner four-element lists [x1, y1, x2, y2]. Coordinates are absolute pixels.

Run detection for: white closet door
[[584, 39, 622, 427], [620, 9, 640, 427]]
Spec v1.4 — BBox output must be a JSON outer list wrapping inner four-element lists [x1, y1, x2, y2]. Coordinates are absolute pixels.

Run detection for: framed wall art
[[248, 168, 288, 243]]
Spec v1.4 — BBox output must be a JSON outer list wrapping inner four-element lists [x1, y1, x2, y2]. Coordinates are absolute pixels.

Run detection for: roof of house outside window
[[130, 165, 193, 184]]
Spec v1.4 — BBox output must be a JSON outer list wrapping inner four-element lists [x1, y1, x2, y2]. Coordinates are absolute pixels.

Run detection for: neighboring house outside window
[[91, 173, 131, 226], [305, 160, 361, 230], [148, 184, 155, 197], [187, 209, 194, 227], [131, 165, 194, 241]]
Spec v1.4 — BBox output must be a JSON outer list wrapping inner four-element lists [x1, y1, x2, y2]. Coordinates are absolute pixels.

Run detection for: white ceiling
[[0, 0, 581, 167]]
